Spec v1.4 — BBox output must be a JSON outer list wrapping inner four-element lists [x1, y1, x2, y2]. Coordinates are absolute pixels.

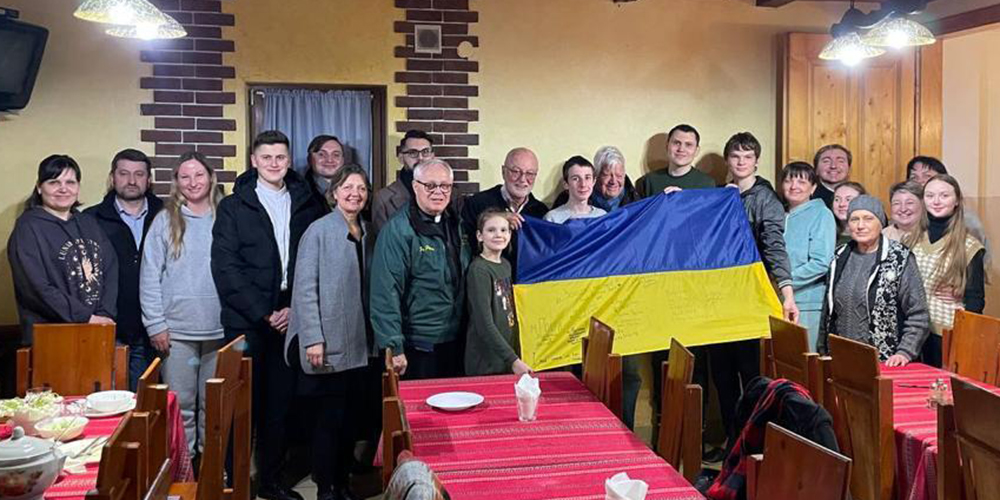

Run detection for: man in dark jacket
[[212, 130, 325, 500], [460, 147, 548, 277], [712, 132, 800, 445], [83, 148, 163, 390], [811, 144, 852, 209], [372, 158, 470, 380], [372, 130, 435, 235]]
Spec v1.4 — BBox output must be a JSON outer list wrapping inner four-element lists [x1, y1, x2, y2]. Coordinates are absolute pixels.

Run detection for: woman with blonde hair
[[912, 174, 986, 366], [140, 151, 225, 455], [884, 181, 926, 247]]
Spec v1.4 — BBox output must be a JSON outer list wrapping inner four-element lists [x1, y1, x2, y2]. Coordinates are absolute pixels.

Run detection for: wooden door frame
[[246, 83, 388, 191]]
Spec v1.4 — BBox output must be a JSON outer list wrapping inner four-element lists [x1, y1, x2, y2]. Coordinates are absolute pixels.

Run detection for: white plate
[[426, 392, 484, 411], [81, 399, 136, 418]]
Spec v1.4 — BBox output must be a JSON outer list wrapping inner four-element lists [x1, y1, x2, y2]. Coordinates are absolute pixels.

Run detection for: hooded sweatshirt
[[140, 207, 224, 341], [7, 207, 119, 343]]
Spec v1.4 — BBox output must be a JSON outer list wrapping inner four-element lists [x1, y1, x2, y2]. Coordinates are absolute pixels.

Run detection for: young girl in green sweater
[[464, 209, 532, 376]]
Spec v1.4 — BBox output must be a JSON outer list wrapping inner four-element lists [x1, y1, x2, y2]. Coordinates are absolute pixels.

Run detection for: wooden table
[[394, 372, 703, 500], [882, 363, 1000, 500], [43, 393, 192, 499]]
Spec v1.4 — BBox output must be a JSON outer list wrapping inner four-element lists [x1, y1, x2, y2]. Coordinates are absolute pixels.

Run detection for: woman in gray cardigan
[[286, 164, 374, 500]]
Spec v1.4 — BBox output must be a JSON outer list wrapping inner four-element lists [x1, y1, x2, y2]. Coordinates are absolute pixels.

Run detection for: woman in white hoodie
[[140, 151, 225, 455]]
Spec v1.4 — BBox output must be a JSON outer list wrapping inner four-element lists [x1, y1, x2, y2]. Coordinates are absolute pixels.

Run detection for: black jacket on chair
[[211, 168, 326, 334], [83, 191, 163, 344]]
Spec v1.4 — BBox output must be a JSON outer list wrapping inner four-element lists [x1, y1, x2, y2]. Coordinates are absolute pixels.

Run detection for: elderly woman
[[883, 181, 925, 246], [286, 164, 374, 500], [818, 195, 929, 367], [781, 162, 836, 349], [552, 146, 639, 211]]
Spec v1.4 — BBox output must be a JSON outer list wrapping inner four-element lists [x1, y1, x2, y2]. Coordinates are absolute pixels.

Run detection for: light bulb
[[134, 22, 158, 39]]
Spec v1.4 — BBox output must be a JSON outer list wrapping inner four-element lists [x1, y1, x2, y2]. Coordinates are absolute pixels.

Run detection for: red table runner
[[882, 363, 1000, 500], [393, 372, 703, 499], [43, 392, 193, 499]]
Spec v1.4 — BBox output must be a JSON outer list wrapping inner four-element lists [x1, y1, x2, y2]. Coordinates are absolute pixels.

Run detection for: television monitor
[[0, 11, 49, 112]]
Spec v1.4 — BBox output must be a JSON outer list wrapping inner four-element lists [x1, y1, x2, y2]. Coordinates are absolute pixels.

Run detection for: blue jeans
[[123, 338, 157, 391]]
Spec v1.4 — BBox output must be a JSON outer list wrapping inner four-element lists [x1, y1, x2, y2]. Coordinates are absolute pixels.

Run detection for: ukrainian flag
[[515, 188, 782, 371]]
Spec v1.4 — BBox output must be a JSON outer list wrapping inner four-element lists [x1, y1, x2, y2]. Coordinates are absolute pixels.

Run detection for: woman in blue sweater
[[781, 162, 836, 349]]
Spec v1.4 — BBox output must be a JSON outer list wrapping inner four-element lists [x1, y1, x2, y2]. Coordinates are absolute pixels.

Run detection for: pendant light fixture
[[862, 16, 936, 49], [106, 13, 186, 40], [74, 0, 161, 26], [818, 0, 935, 66]]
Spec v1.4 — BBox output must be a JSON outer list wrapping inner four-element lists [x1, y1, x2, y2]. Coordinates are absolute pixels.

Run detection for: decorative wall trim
[[394, 0, 479, 194], [141, 0, 237, 194]]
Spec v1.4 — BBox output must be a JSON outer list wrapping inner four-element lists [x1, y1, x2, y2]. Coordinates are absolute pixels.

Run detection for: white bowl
[[11, 406, 59, 437], [85, 391, 134, 413], [34, 416, 89, 442]]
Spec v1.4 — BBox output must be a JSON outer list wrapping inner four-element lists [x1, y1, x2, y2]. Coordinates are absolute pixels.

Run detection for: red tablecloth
[[882, 363, 1000, 500], [43, 392, 193, 499], [390, 372, 702, 499]]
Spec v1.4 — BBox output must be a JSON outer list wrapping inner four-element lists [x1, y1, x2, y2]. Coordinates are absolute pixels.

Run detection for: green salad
[[0, 391, 63, 419]]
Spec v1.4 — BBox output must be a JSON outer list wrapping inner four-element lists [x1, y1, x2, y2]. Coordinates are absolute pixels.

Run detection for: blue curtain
[[260, 88, 373, 177]]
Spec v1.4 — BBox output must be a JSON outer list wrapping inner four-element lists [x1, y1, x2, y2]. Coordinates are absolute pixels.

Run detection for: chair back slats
[[827, 335, 895, 500], [680, 384, 703, 482], [606, 353, 623, 420], [384, 348, 400, 398], [582, 317, 615, 402], [135, 378, 169, 496], [382, 397, 410, 488], [951, 376, 1000, 500], [748, 422, 852, 500], [137, 357, 162, 401], [18, 323, 122, 395], [944, 311, 1000, 385], [769, 316, 814, 386], [88, 412, 148, 500], [657, 338, 696, 473], [936, 402, 964, 500]]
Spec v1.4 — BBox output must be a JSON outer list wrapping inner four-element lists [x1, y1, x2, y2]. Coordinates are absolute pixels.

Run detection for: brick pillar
[[139, 0, 237, 195], [394, 0, 480, 195]]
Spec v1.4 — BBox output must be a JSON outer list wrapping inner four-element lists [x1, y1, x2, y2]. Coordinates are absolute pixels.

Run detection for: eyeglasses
[[401, 148, 434, 160], [503, 166, 538, 182], [415, 179, 453, 194]]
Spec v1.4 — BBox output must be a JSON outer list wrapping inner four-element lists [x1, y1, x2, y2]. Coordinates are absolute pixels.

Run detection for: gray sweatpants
[[161, 338, 226, 455]]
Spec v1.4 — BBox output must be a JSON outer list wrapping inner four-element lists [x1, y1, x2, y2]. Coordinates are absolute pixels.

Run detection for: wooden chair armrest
[[747, 453, 764, 500], [681, 384, 703, 483]]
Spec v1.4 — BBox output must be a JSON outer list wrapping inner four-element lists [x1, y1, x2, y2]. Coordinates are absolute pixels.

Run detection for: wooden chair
[[655, 337, 702, 482], [136, 359, 171, 500], [942, 311, 1000, 385], [937, 401, 964, 500], [951, 376, 1000, 500], [168, 335, 252, 500], [768, 316, 825, 403], [16, 323, 127, 395], [581, 317, 623, 419], [382, 397, 410, 488], [87, 412, 148, 500], [383, 348, 399, 398], [826, 335, 895, 500], [746, 422, 852, 500]]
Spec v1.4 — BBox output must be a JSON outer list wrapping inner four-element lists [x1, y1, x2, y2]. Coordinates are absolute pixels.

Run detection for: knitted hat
[[847, 194, 887, 227]]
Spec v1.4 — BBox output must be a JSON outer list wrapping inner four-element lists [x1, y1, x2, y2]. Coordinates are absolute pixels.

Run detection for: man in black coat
[[211, 130, 325, 500], [459, 147, 548, 278], [84, 148, 163, 391]]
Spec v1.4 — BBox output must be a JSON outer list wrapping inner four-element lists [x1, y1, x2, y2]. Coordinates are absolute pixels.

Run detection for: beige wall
[[942, 24, 1000, 317], [0, 0, 851, 324]]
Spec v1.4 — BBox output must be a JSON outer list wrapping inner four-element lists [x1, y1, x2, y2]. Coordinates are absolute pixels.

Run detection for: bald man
[[460, 147, 549, 275]]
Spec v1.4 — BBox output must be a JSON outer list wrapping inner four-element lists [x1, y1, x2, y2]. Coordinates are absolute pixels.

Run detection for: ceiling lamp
[[74, 0, 163, 26], [862, 16, 935, 49], [819, 32, 885, 66], [106, 9, 186, 39]]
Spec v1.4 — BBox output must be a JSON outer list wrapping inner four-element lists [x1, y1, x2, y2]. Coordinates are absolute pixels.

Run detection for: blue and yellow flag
[[514, 188, 782, 371]]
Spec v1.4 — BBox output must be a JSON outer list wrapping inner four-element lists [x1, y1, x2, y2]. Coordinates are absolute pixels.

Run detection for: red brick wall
[[394, 0, 480, 194], [140, 0, 237, 194]]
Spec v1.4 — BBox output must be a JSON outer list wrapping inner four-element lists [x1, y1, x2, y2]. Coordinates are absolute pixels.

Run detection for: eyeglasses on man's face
[[503, 165, 538, 182], [402, 148, 435, 160], [415, 179, 454, 194]]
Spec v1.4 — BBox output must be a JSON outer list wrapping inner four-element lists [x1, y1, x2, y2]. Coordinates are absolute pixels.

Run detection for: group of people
[[6, 121, 988, 498]]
